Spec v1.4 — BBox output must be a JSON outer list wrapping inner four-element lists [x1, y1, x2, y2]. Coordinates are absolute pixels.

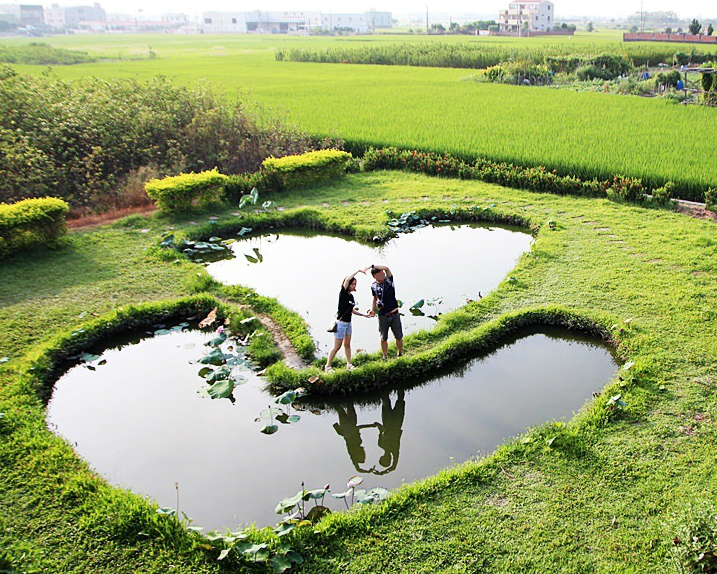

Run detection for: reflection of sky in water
[[47, 327, 617, 531], [206, 225, 533, 355]]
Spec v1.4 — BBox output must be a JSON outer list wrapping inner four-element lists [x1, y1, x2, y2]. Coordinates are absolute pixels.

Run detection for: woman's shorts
[[334, 320, 352, 340], [378, 313, 403, 341]]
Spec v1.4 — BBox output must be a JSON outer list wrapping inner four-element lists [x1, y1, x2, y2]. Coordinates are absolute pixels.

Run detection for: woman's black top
[[337, 286, 355, 322]]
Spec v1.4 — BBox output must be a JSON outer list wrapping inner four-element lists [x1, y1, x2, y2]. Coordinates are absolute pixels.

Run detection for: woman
[[325, 267, 370, 372]]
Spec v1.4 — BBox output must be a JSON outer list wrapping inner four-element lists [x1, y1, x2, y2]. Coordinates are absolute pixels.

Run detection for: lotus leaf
[[198, 348, 226, 365], [207, 379, 234, 400], [244, 254, 259, 263], [273, 522, 296, 537], [260, 407, 283, 419], [274, 390, 297, 405], [237, 227, 252, 237], [261, 424, 278, 435], [306, 505, 331, 523]]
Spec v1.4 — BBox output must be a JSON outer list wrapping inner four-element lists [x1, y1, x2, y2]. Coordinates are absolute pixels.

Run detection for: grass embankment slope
[[0, 171, 715, 572], [7, 33, 717, 199]]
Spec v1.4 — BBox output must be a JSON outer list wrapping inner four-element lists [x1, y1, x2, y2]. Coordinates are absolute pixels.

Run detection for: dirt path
[[675, 199, 717, 223], [67, 205, 156, 231], [256, 314, 307, 370]]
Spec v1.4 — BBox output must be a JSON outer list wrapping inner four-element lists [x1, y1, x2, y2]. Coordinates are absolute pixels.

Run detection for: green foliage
[[689, 19, 702, 35], [652, 181, 675, 206], [261, 150, 352, 189], [0, 197, 69, 258], [706, 188, 717, 212], [672, 503, 717, 573], [657, 70, 682, 88], [362, 147, 620, 200], [0, 42, 96, 65], [484, 61, 551, 85], [145, 169, 228, 212]]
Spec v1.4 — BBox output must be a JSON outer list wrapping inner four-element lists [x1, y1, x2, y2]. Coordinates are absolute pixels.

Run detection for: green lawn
[[6, 33, 717, 199], [1, 171, 715, 572]]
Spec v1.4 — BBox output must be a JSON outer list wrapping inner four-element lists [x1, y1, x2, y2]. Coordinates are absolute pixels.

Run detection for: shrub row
[[277, 42, 713, 71], [0, 197, 69, 258], [362, 147, 621, 199], [144, 169, 228, 212], [147, 151, 351, 211]]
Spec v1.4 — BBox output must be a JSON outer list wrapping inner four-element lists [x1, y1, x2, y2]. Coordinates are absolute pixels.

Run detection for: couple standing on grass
[[324, 264, 404, 373]]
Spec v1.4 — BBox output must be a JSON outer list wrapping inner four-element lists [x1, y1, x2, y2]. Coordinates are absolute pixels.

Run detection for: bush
[[608, 175, 645, 202], [651, 181, 675, 205], [706, 188, 716, 212], [576, 65, 604, 81], [261, 150, 352, 189], [0, 197, 69, 258], [0, 69, 334, 210], [145, 169, 228, 212], [485, 61, 552, 86]]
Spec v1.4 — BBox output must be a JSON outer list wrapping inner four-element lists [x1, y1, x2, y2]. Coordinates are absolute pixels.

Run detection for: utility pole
[[426, 5, 429, 34], [640, 1, 644, 33]]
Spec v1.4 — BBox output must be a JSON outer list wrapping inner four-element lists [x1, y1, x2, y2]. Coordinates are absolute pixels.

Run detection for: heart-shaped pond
[[47, 325, 617, 531], [204, 223, 533, 354]]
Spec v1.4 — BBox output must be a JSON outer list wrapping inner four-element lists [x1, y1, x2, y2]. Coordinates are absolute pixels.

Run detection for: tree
[[665, 27, 672, 34], [688, 19, 701, 34], [630, 25, 639, 33], [708, 23, 714, 36], [586, 21, 594, 32]]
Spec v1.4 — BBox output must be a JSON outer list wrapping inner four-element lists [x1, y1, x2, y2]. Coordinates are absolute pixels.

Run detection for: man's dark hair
[[371, 267, 381, 276]]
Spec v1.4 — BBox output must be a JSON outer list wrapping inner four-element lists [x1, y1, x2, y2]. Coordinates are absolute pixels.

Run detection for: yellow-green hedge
[[262, 150, 351, 189], [0, 197, 69, 258], [145, 169, 228, 212]]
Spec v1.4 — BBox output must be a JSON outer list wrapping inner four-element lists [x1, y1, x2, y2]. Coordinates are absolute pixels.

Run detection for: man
[[368, 264, 404, 359]]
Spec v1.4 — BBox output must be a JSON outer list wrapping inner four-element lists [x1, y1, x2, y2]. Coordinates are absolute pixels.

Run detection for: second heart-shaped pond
[[204, 223, 534, 354], [46, 325, 618, 531]]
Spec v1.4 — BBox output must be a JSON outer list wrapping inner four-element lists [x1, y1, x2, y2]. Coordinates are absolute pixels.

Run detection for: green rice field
[[6, 32, 717, 199]]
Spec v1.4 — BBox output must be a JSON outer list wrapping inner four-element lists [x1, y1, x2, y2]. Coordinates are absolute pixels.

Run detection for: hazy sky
[[90, 1, 713, 20]]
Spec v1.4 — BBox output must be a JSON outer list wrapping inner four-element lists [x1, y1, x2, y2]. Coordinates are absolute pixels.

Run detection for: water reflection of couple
[[324, 264, 404, 372], [332, 389, 405, 475]]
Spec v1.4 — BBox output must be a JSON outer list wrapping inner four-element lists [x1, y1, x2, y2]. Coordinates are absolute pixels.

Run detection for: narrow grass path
[[0, 171, 715, 573]]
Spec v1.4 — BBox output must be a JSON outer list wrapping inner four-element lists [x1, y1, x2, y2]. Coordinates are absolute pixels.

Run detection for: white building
[[203, 10, 322, 34], [498, 1, 553, 33], [44, 2, 106, 29], [202, 9, 391, 34], [321, 10, 391, 33]]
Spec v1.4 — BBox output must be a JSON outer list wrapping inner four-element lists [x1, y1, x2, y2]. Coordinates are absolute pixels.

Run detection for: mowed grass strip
[[0, 171, 715, 572], [10, 34, 716, 198]]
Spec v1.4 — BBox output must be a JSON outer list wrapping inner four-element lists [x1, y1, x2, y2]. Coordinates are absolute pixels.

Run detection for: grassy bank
[[0, 171, 715, 572]]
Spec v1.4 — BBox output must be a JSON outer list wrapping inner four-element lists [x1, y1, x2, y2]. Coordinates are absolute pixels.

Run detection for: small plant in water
[[332, 475, 389, 509], [255, 388, 306, 434]]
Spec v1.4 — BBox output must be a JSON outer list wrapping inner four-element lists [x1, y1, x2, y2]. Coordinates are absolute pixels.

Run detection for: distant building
[[202, 9, 392, 34], [498, 1, 553, 33], [44, 2, 106, 28], [321, 10, 392, 33], [0, 3, 44, 26]]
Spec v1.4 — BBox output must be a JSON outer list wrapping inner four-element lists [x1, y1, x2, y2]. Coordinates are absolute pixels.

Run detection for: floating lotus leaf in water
[[237, 227, 252, 237], [260, 424, 278, 435], [197, 367, 212, 378], [206, 333, 227, 347], [409, 308, 425, 317], [287, 414, 300, 424], [260, 407, 283, 420], [206, 379, 234, 400], [205, 366, 231, 383], [274, 390, 297, 405], [410, 299, 425, 310], [244, 254, 259, 264], [198, 348, 227, 365]]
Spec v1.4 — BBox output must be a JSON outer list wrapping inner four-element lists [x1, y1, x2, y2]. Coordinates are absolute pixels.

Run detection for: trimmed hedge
[[145, 169, 228, 212], [0, 197, 69, 258], [261, 150, 351, 189]]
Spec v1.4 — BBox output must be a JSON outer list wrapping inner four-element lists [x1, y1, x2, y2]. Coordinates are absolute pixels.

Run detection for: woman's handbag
[[327, 320, 338, 333]]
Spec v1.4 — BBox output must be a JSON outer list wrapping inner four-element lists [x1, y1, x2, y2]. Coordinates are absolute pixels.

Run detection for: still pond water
[[205, 224, 533, 355], [47, 326, 618, 530]]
